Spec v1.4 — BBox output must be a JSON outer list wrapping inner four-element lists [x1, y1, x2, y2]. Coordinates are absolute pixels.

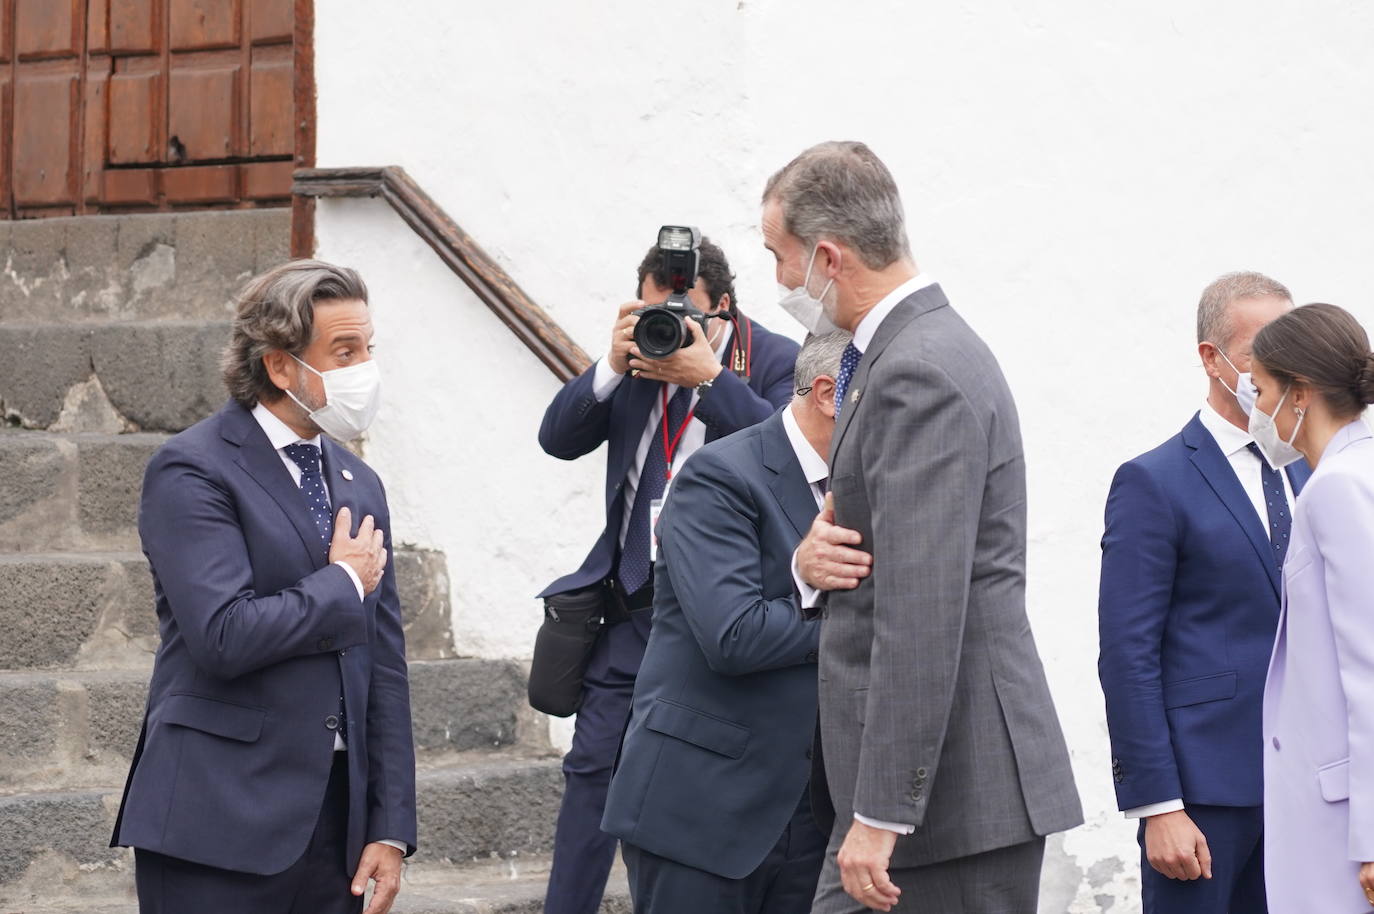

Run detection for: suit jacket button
[[325, 715, 340, 730], [1114, 772, 1124, 784], [911, 789, 922, 800], [805, 651, 818, 663], [916, 767, 927, 779], [318, 638, 333, 651], [1272, 736, 1281, 751]]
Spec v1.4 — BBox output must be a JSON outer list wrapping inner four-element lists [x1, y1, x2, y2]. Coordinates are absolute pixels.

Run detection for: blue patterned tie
[[618, 386, 694, 594], [834, 343, 863, 419], [284, 443, 333, 548], [1247, 442, 1291, 567]]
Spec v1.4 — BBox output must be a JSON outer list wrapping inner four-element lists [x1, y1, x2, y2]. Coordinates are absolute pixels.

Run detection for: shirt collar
[[1197, 399, 1254, 458], [782, 403, 829, 485], [852, 273, 936, 353], [251, 400, 323, 452]]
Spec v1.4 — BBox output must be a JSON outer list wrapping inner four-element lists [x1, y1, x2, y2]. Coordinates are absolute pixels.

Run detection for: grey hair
[[221, 259, 369, 408], [1196, 271, 1292, 351], [762, 141, 912, 270], [794, 330, 854, 396]]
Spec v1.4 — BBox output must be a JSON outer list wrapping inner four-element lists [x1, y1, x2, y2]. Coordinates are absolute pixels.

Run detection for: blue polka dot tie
[[834, 342, 863, 419], [284, 443, 333, 548], [1247, 442, 1291, 567]]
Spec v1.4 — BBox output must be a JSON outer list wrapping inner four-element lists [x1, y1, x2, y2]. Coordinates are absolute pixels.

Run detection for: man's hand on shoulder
[[329, 507, 387, 595], [1144, 809, 1212, 881], [628, 315, 723, 389], [353, 841, 404, 914], [797, 493, 871, 591]]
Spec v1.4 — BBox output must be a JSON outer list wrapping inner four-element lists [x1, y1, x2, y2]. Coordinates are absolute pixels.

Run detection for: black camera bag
[[528, 583, 607, 717]]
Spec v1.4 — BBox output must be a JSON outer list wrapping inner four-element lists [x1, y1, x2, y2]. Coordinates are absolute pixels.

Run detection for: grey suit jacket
[[820, 283, 1082, 868]]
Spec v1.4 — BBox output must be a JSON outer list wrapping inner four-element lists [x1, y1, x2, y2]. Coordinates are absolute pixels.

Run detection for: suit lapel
[[1184, 416, 1281, 595], [223, 403, 329, 569], [320, 439, 360, 538], [760, 412, 822, 538]]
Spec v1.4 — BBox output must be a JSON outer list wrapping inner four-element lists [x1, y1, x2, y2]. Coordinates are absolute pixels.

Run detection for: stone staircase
[[0, 211, 626, 913]]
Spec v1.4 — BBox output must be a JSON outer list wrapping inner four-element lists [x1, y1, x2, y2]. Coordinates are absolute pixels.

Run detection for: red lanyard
[[660, 386, 698, 481]]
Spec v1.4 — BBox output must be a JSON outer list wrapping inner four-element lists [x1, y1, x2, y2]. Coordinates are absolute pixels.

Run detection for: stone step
[[0, 660, 544, 791], [0, 320, 231, 432], [0, 755, 568, 900], [0, 431, 165, 553], [0, 855, 630, 914], [0, 209, 289, 325], [0, 549, 457, 671]]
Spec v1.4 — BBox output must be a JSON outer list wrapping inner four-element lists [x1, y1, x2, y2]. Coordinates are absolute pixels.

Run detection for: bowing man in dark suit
[[537, 238, 799, 914], [1099, 272, 1307, 914], [112, 261, 416, 914], [603, 331, 850, 913]]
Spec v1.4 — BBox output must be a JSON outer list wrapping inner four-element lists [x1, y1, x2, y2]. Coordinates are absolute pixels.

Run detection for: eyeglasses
[[795, 386, 812, 397]]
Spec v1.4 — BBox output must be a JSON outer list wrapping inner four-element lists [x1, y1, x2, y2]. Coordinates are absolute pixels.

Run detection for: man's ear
[[1198, 341, 1221, 379], [262, 349, 294, 394], [815, 241, 842, 280], [714, 292, 731, 314], [812, 375, 837, 418]]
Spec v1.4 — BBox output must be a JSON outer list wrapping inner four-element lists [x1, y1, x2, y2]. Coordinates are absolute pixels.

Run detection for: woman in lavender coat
[[1253, 303, 1374, 911]]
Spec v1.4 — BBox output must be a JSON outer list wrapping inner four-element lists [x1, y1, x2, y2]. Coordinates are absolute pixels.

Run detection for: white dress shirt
[[249, 403, 406, 853], [786, 275, 936, 836], [1122, 401, 1298, 821], [591, 324, 735, 547]]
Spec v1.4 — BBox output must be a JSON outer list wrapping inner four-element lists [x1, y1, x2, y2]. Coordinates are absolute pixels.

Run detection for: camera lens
[[635, 310, 686, 359]]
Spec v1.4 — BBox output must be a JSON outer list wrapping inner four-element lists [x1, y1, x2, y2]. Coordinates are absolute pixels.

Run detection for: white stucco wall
[[313, 2, 1374, 909]]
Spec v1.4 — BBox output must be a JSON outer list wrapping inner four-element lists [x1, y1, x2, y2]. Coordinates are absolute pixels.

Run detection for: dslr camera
[[633, 225, 718, 359]]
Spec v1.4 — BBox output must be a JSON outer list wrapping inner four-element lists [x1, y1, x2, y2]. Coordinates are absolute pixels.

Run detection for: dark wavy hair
[[1251, 302, 1374, 419]]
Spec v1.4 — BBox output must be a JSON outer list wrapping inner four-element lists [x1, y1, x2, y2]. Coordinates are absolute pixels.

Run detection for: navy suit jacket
[[537, 315, 799, 599], [112, 400, 417, 875], [601, 410, 822, 879], [1098, 412, 1310, 810]]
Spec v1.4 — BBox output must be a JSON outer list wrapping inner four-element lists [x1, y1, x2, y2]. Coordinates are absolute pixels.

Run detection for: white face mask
[[777, 246, 839, 336], [1248, 385, 1305, 469], [286, 355, 382, 442], [1214, 347, 1257, 416]]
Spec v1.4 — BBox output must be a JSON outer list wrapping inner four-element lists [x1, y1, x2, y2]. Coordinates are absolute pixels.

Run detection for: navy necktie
[[1247, 442, 1291, 567], [284, 443, 333, 548], [834, 343, 862, 419], [619, 386, 694, 595]]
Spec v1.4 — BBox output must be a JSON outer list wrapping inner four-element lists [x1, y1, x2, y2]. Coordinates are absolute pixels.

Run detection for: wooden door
[[2, 0, 301, 218]]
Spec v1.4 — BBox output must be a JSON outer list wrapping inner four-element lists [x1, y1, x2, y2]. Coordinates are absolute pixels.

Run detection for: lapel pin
[[340, 469, 354, 481], [851, 388, 862, 403]]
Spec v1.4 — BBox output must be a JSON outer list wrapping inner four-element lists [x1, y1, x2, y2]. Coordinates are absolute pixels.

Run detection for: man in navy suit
[[1099, 271, 1309, 913], [537, 237, 799, 914], [603, 331, 848, 913], [112, 261, 416, 914]]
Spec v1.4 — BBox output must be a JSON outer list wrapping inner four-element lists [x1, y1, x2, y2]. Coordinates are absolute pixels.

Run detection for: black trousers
[[135, 753, 360, 914], [622, 790, 827, 914]]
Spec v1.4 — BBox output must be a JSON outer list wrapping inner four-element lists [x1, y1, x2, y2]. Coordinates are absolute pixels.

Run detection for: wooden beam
[[294, 165, 591, 382]]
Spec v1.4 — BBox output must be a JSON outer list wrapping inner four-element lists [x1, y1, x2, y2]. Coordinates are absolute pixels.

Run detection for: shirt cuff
[[592, 355, 625, 401], [333, 561, 365, 602], [377, 839, 408, 853], [792, 549, 822, 609], [854, 813, 915, 835], [1124, 799, 1185, 819]]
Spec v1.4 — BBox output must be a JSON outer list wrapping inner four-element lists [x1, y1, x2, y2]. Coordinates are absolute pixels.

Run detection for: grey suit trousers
[[810, 832, 1045, 914]]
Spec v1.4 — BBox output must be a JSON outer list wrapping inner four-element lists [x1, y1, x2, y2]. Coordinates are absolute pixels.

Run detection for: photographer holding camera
[[534, 230, 800, 914]]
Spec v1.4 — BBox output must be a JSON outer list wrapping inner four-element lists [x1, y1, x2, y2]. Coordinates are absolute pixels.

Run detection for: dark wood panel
[[249, 0, 291, 44], [14, 0, 81, 60], [0, 75, 10, 213], [82, 59, 110, 201], [109, 0, 159, 56], [0, 2, 12, 64], [12, 71, 78, 204], [168, 64, 239, 160], [102, 166, 158, 204], [162, 162, 236, 203], [249, 48, 290, 156], [87, 0, 109, 54], [108, 70, 160, 163], [241, 159, 290, 199], [169, 0, 241, 52]]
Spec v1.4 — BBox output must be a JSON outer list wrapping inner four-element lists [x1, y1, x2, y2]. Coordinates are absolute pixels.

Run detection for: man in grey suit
[[767, 141, 1083, 913], [603, 332, 849, 913]]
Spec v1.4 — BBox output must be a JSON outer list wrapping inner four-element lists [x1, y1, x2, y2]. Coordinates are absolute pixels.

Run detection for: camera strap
[[727, 314, 753, 379]]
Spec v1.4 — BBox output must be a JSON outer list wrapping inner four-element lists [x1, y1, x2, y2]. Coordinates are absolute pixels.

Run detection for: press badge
[[648, 497, 665, 562]]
